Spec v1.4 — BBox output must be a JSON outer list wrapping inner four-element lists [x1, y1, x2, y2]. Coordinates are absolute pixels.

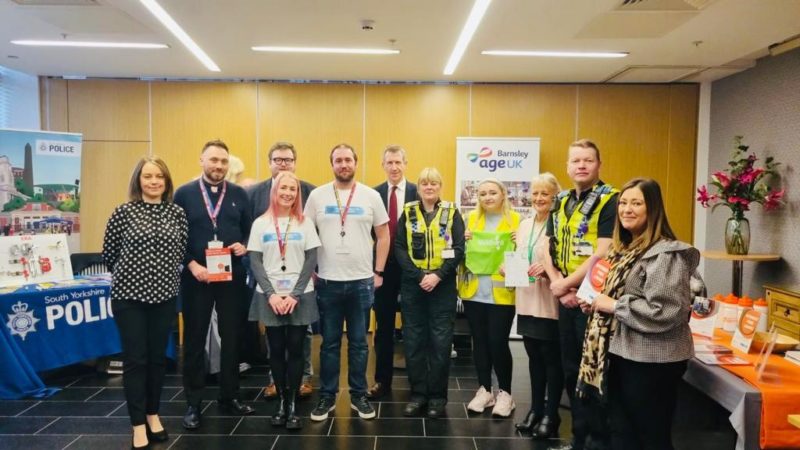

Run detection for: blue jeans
[[316, 277, 374, 398]]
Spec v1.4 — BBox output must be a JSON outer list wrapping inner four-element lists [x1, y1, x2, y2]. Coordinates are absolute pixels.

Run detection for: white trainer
[[491, 389, 516, 417], [467, 386, 496, 413]]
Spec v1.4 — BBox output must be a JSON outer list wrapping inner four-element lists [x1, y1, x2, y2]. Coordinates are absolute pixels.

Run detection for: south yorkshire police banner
[[455, 137, 540, 218], [0, 128, 83, 253]]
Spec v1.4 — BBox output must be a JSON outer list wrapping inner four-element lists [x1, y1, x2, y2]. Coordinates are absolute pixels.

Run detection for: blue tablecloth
[[1, 275, 175, 399]]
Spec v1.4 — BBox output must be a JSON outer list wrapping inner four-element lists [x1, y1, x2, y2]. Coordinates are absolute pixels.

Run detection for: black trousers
[[559, 304, 610, 450], [400, 279, 457, 403], [608, 354, 687, 450], [182, 271, 246, 406], [266, 325, 306, 393], [113, 297, 175, 426], [372, 266, 402, 386], [523, 336, 564, 418], [463, 301, 515, 392]]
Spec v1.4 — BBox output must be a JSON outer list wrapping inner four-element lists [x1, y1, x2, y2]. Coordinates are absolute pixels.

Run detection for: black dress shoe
[[366, 382, 390, 399], [182, 405, 201, 430], [403, 401, 425, 417], [219, 399, 255, 415], [426, 403, 445, 419], [515, 409, 542, 432], [145, 423, 168, 442], [532, 415, 560, 440]]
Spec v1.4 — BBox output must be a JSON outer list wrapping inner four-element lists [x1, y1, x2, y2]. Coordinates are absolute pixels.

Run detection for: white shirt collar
[[389, 178, 407, 192]]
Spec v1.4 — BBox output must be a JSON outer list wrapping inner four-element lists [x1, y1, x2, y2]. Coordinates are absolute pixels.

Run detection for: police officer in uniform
[[394, 168, 465, 419], [547, 139, 618, 450]]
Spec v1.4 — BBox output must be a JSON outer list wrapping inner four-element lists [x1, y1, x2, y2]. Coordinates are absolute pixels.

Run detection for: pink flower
[[727, 196, 751, 211], [738, 168, 764, 185], [697, 186, 714, 208], [763, 189, 785, 211], [713, 172, 731, 188]]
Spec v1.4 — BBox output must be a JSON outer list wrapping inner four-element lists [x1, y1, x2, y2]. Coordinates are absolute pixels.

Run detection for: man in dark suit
[[246, 141, 315, 399], [368, 144, 418, 399]]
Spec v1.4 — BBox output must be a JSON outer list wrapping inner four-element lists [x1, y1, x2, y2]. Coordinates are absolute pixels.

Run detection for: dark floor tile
[[43, 387, 102, 401], [89, 387, 182, 402], [378, 402, 467, 419], [160, 417, 242, 435], [673, 430, 737, 450], [0, 417, 58, 434], [475, 436, 566, 450], [38, 417, 131, 435], [0, 400, 37, 416], [0, 435, 78, 449], [233, 416, 332, 435], [378, 437, 476, 450], [447, 366, 477, 378], [67, 434, 167, 450], [171, 387, 262, 402], [21, 400, 123, 417], [109, 400, 186, 418], [203, 400, 274, 417], [239, 375, 273, 387], [272, 435, 374, 450], [425, 418, 520, 438], [331, 417, 423, 437], [171, 435, 277, 450], [456, 377, 479, 390], [70, 374, 125, 388]]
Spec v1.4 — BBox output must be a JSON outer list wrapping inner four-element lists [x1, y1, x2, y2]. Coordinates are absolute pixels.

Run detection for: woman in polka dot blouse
[[102, 156, 187, 449]]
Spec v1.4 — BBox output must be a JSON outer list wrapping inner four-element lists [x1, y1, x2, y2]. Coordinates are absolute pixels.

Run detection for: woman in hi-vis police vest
[[394, 167, 465, 419], [461, 178, 520, 418]]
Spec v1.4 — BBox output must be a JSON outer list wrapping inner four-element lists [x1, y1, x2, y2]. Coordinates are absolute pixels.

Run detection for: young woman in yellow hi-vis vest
[[461, 178, 520, 418]]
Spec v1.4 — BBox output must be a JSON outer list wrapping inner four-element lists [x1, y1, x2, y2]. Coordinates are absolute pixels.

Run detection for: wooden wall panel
[[67, 79, 149, 141], [39, 78, 68, 132], [471, 84, 577, 184], [150, 82, 258, 186], [258, 83, 363, 187], [79, 141, 150, 252], [666, 84, 700, 242], [365, 85, 469, 200]]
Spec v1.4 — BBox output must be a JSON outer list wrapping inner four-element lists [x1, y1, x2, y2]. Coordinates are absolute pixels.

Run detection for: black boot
[[270, 391, 287, 427], [531, 415, 560, 439], [515, 409, 541, 432], [284, 389, 302, 430]]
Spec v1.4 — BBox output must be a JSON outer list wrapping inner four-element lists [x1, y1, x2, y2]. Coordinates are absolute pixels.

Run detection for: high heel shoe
[[514, 409, 542, 432], [145, 423, 168, 442], [531, 415, 560, 439], [284, 389, 302, 430]]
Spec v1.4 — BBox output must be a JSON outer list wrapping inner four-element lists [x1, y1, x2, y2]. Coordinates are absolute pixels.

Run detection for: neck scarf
[[576, 245, 646, 402]]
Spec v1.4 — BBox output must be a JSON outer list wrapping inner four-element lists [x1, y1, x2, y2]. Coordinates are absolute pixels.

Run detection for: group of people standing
[[102, 137, 700, 450]]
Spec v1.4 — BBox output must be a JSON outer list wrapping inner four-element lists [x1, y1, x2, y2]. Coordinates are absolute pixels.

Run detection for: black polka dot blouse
[[102, 201, 188, 304]]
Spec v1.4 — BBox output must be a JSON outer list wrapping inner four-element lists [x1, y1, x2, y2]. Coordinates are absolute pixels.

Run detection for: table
[[701, 250, 780, 297], [683, 358, 762, 450], [1, 275, 175, 399]]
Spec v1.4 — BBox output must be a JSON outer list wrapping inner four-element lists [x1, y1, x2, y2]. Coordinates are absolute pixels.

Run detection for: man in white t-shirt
[[304, 143, 390, 421]]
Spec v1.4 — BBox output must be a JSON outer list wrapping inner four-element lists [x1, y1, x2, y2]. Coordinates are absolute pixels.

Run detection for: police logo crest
[[6, 301, 40, 341]]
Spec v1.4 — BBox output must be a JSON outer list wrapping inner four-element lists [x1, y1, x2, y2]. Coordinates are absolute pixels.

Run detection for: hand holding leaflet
[[576, 257, 611, 305]]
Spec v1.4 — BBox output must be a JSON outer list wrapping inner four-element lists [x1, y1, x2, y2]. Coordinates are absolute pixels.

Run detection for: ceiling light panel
[[139, 0, 220, 72], [443, 0, 492, 75], [11, 40, 167, 48], [252, 46, 399, 55], [482, 50, 628, 58]]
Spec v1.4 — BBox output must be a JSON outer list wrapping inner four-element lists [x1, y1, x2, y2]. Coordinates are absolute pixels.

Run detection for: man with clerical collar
[[547, 139, 618, 450], [367, 145, 417, 399], [175, 139, 255, 430], [247, 141, 317, 400], [304, 143, 390, 422]]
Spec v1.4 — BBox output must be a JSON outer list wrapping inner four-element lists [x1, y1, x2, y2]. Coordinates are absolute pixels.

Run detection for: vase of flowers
[[697, 136, 784, 255]]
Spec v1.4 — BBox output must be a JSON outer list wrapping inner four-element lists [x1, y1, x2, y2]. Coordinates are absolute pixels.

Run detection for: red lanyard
[[199, 179, 227, 238], [333, 183, 357, 237], [273, 214, 292, 271]]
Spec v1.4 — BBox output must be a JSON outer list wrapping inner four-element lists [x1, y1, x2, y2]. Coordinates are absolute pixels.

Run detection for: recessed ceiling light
[[252, 46, 399, 55], [482, 50, 629, 58], [11, 40, 168, 49], [443, 0, 493, 76], [139, 0, 220, 72]]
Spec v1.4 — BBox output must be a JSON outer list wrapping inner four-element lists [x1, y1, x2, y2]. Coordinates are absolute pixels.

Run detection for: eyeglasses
[[272, 157, 295, 165]]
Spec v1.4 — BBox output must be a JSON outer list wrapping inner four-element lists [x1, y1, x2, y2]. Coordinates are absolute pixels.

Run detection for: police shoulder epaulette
[[595, 184, 614, 195], [556, 190, 570, 200], [439, 201, 453, 209], [404, 200, 420, 208]]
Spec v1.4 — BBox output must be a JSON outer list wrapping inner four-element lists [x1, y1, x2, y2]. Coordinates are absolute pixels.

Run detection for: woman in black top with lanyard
[[103, 156, 187, 449]]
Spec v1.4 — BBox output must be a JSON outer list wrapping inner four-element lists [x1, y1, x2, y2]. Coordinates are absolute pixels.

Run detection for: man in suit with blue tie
[[368, 145, 418, 399]]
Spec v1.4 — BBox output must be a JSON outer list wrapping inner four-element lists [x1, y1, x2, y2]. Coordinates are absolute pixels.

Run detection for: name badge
[[441, 248, 455, 259], [335, 244, 351, 255], [573, 241, 594, 257], [205, 247, 232, 282], [208, 240, 223, 249], [274, 277, 295, 295]]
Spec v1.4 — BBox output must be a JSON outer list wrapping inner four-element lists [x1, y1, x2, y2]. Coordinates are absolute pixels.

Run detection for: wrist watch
[[374, 270, 384, 277]]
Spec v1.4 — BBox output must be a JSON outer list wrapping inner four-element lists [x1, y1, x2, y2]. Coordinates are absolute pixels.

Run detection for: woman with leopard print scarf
[[576, 178, 700, 450]]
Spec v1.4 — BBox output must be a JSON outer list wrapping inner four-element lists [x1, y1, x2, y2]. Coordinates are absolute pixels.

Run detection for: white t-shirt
[[304, 181, 389, 281], [247, 215, 321, 294]]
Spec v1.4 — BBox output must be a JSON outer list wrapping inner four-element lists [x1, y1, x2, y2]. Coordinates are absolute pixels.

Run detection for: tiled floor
[[1, 335, 736, 450]]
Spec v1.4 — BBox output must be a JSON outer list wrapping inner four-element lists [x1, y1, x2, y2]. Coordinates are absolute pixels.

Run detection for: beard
[[334, 170, 354, 183], [203, 167, 226, 183]]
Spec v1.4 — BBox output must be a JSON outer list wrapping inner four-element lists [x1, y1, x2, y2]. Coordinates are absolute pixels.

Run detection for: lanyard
[[333, 183, 357, 237], [273, 214, 292, 271], [527, 218, 546, 264], [199, 179, 227, 239]]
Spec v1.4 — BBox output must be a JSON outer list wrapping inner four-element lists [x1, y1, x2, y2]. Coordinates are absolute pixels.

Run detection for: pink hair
[[264, 171, 305, 223]]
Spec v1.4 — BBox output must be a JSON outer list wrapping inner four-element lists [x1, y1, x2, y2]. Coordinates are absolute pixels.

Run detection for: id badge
[[208, 240, 223, 249], [274, 277, 294, 295], [573, 241, 594, 257], [335, 244, 351, 254], [205, 247, 232, 282], [441, 248, 455, 259]]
